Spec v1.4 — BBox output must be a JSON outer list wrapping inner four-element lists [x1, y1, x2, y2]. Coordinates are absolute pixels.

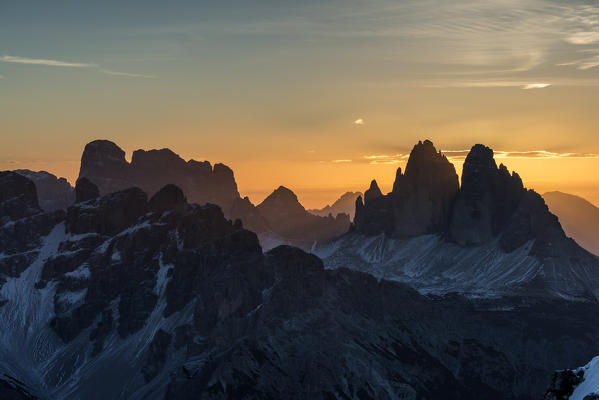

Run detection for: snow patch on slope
[[314, 232, 591, 299], [571, 356, 599, 400]]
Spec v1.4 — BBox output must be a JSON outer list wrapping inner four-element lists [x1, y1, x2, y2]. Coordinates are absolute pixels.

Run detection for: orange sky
[[2, 1, 599, 209]]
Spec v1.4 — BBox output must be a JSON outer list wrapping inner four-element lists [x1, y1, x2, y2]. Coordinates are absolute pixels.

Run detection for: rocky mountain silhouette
[[14, 170, 74, 212], [78, 140, 348, 250], [308, 191, 362, 219], [318, 140, 599, 300], [2, 174, 599, 399], [253, 186, 350, 250], [543, 191, 599, 256], [78, 140, 240, 213], [354, 140, 459, 237]]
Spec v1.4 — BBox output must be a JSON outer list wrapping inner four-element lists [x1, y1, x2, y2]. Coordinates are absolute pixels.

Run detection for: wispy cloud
[[363, 154, 408, 165], [522, 83, 551, 89], [99, 69, 155, 79], [357, 149, 599, 165], [566, 31, 599, 45], [332, 159, 352, 163], [443, 149, 599, 160], [0, 54, 153, 79], [425, 81, 552, 89], [0, 55, 95, 68], [354, 118, 364, 125], [558, 50, 599, 70], [494, 150, 599, 160]]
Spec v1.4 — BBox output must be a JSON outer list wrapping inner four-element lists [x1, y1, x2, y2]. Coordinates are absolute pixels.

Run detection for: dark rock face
[[78, 140, 130, 195], [354, 192, 394, 236], [0, 171, 41, 223], [392, 140, 459, 236], [354, 140, 459, 237], [544, 369, 584, 400], [450, 144, 525, 246], [2, 179, 599, 399], [78, 140, 240, 215], [0, 375, 37, 400], [0, 172, 63, 293], [364, 179, 383, 203], [66, 187, 148, 236], [14, 170, 74, 212], [229, 196, 269, 233], [352, 141, 586, 260], [75, 177, 99, 203], [148, 184, 187, 213], [142, 330, 172, 382]]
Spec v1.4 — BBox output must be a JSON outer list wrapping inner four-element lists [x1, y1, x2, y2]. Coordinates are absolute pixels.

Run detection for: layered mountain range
[[76, 140, 349, 250], [2, 171, 599, 399], [317, 140, 599, 300], [543, 191, 599, 257], [308, 192, 362, 219], [14, 170, 74, 212]]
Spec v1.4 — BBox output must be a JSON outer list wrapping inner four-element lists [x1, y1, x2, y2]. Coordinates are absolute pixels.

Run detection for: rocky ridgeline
[[78, 140, 240, 213], [2, 175, 599, 399], [14, 170, 74, 212], [250, 186, 350, 250], [308, 191, 362, 219], [353, 140, 584, 256], [77, 140, 349, 250]]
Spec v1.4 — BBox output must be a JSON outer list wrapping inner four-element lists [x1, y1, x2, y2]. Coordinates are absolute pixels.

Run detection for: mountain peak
[[450, 144, 525, 246], [258, 186, 304, 215], [463, 144, 496, 172], [364, 180, 383, 204]]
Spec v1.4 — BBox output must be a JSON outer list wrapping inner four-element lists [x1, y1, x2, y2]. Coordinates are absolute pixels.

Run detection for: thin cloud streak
[[425, 81, 552, 89], [522, 83, 551, 89], [357, 150, 599, 165], [0, 55, 95, 68], [99, 69, 155, 79], [0, 54, 154, 79]]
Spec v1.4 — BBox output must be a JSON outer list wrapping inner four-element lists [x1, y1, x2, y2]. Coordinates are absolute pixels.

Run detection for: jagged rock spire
[[364, 180, 382, 204], [449, 144, 525, 246]]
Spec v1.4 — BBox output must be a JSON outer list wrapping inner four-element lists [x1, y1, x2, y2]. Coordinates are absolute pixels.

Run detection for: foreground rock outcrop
[[545, 356, 599, 400], [2, 175, 599, 399]]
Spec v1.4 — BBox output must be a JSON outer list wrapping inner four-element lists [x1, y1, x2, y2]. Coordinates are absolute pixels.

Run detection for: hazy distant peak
[[543, 191, 599, 256], [307, 191, 362, 219], [259, 186, 304, 213]]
